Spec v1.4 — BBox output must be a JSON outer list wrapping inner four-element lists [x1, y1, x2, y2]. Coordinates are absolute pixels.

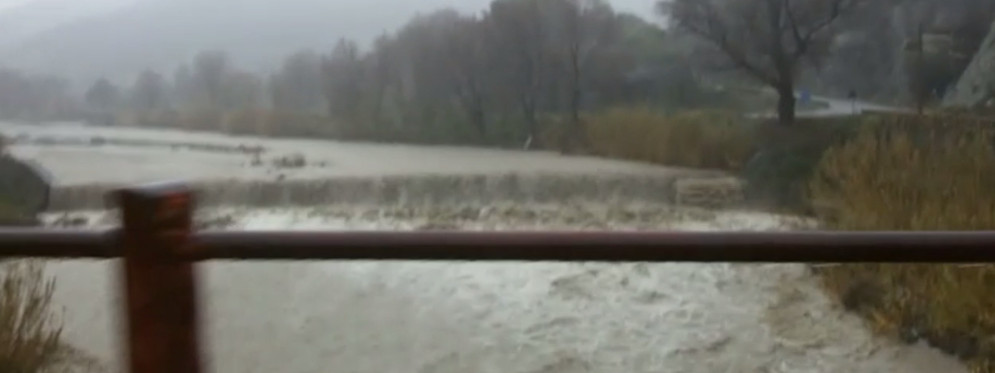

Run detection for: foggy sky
[[0, 0, 662, 84]]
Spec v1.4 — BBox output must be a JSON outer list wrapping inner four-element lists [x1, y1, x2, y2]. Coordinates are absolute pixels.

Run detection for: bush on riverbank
[[575, 107, 874, 213], [739, 116, 865, 213], [810, 113, 995, 372]]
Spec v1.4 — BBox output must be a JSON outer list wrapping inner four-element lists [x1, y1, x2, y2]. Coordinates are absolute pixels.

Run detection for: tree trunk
[[521, 97, 537, 146], [560, 52, 582, 154], [471, 104, 486, 140], [776, 83, 796, 125]]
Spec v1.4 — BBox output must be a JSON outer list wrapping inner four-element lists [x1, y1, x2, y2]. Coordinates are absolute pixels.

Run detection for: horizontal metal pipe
[[0, 229, 115, 258], [192, 231, 995, 263], [0, 230, 993, 263]]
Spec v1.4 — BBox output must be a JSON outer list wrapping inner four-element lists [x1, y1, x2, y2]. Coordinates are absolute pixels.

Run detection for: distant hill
[[0, 0, 657, 85], [0, 0, 135, 48], [0, 0, 492, 84]]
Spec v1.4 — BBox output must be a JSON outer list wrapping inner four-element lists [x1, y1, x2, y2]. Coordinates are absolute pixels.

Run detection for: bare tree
[[222, 71, 263, 111], [363, 35, 396, 126], [662, 0, 861, 124], [271, 50, 324, 113], [443, 15, 491, 139], [192, 50, 230, 109], [488, 0, 548, 144], [321, 39, 364, 121], [552, 0, 618, 152]]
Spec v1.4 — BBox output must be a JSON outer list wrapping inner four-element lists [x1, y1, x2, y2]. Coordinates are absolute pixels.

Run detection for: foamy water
[[40, 207, 967, 373]]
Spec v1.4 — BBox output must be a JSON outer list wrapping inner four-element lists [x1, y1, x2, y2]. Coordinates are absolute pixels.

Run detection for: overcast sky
[[0, 0, 663, 82], [0, 0, 658, 17], [0, 0, 655, 14]]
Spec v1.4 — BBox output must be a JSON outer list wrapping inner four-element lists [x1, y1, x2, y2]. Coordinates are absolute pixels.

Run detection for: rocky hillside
[[806, 0, 995, 104], [944, 21, 995, 107]]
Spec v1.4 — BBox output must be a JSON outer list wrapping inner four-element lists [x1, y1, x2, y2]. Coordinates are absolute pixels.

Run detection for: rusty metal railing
[[0, 182, 993, 373]]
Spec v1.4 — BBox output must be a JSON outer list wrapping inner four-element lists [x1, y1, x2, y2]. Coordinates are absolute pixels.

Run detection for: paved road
[[804, 94, 912, 117], [748, 89, 912, 119]]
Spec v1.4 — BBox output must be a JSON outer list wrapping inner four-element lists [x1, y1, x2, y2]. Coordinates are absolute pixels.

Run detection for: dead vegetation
[[579, 108, 756, 171], [580, 108, 995, 371], [809, 113, 995, 372], [0, 261, 100, 373]]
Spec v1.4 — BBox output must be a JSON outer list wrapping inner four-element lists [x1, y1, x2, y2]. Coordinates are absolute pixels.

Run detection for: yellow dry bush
[[584, 107, 756, 171], [810, 114, 995, 372], [222, 108, 270, 136], [0, 261, 96, 373], [811, 119, 995, 230], [262, 111, 334, 138], [176, 109, 224, 132]]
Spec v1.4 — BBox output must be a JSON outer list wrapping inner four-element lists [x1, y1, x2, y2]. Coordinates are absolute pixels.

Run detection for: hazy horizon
[[0, 0, 663, 84]]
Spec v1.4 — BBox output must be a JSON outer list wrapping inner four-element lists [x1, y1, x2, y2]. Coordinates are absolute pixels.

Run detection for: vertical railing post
[[118, 183, 202, 373]]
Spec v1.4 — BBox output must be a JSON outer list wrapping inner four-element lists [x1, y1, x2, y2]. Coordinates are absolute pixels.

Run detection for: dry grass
[[582, 107, 756, 171], [0, 261, 97, 373], [809, 113, 995, 372]]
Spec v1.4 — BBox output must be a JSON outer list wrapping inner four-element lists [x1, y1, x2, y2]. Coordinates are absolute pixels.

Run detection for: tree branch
[[785, 0, 852, 57], [676, 2, 779, 85]]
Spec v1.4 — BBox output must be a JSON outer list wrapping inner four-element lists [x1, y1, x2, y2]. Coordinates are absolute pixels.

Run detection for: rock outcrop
[[0, 155, 52, 223], [944, 21, 995, 107]]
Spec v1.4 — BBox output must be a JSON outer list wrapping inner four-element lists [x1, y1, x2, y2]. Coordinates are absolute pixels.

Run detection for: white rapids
[[2, 122, 966, 372], [39, 207, 967, 373]]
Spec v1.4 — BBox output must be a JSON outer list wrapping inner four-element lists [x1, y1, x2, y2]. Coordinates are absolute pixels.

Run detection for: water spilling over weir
[[0, 122, 970, 373]]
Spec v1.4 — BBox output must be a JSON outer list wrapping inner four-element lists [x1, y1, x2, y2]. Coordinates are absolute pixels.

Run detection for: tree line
[[71, 0, 739, 150], [2, 0, 992, 145]]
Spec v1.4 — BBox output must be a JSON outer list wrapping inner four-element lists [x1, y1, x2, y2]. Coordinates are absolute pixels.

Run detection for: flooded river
[[41, 207, 967, 373]]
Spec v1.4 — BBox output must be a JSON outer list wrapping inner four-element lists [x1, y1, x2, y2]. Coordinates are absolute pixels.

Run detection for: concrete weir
[[5, 124, 973, 373], [0, 122, 735, 211], [48, 172, 692, 211]]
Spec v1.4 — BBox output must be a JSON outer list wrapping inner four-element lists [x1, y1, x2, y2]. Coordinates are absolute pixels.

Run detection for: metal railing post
[[119, 183, 202, 373]]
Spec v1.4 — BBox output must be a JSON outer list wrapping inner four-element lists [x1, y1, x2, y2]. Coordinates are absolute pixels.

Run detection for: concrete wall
[[47, 173, 690, 211]]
